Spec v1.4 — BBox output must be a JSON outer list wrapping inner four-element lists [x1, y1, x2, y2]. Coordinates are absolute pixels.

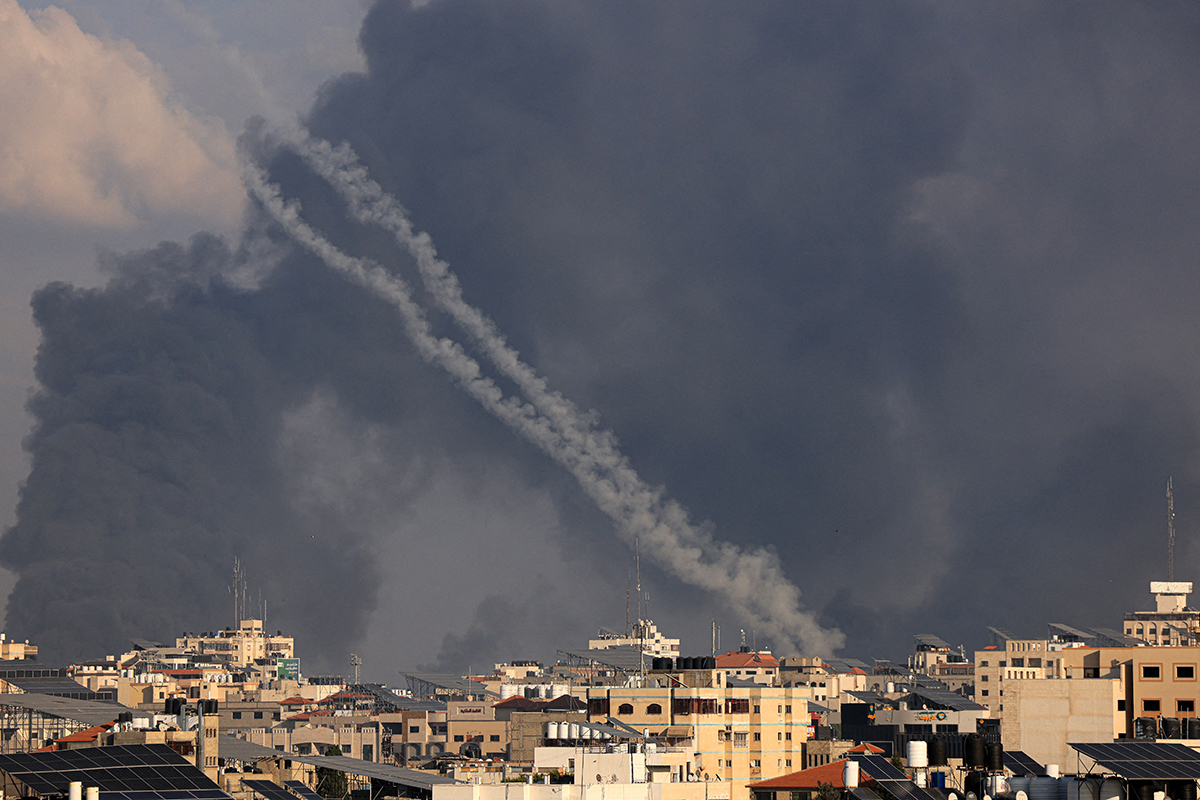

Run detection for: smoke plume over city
[[2, 0, 1200, 675]]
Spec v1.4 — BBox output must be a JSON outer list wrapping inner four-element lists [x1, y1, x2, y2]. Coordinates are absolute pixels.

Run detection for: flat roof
[[0, 692, 148, 726], [217, 736, 458, 791]]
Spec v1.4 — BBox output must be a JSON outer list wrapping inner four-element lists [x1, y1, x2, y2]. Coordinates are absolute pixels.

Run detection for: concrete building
[[176, 619, 295, 669], [715, 651, 780, 687], [1124, 582, 1200, 646], [589, 621, 681, 658], [999, 677, 1121, 771], [586, 679, 809, 796], [0, 634, 37, 662]]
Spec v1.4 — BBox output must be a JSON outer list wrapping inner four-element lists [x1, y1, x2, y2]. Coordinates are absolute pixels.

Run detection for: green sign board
[[278, 658, 300, 680]]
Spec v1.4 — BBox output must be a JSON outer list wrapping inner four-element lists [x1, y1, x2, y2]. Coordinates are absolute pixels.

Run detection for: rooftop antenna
[[350, 654, 362, 685], [625, 567, 631, 638], [1168, 476, 1177, 581]]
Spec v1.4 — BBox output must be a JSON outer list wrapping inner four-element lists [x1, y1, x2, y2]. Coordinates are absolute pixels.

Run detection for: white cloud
[[0, 0, 245, 228]]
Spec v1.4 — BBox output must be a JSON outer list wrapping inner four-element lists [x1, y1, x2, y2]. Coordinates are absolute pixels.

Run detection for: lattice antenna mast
[[1169, 476, 1177, 581]]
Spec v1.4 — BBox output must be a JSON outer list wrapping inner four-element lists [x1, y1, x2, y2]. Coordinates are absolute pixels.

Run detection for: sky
[[2, 0, 1200, 679]]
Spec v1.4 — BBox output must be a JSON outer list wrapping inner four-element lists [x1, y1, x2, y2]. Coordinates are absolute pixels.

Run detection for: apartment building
[[1124, 582, 1200, 646], [585, 681, 810, 795], [716, 650, 780, 686], [589, 620, 681, 657], [176, 619, 295, 669]]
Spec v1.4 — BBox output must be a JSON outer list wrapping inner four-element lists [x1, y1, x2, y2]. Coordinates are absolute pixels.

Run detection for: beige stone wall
[[1001, 678, 1120, 770]]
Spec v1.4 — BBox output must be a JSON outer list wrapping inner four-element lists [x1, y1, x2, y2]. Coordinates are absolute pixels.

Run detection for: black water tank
[[965, 771, 985, 798], [1130, 783, 1156, 800], [704, 657, 716, 669], [1135, 717, 1158, 739], [1188, 719, 1200, 740], [1163, 717, 1183, 739], [1169, 782, 1198, 800], [929, 737, 948, 767], [985, 743, 1004, 772], [964, 734, 986, 768]]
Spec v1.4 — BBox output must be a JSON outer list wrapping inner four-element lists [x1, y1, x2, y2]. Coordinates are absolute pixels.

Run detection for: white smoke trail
[[246, 143, 845, 655]]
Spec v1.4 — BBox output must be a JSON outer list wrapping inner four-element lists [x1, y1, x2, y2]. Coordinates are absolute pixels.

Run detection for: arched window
[[618, 703, 634, 715], [646, 703, 662, 715], [1137, 624, 1145, 636]]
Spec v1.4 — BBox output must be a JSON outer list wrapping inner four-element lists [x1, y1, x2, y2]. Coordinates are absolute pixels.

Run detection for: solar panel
[[1004, 750, 1045, 777], [850, 755, 910, 781], [243, 780, 297, 800], [0, 744, 232, 800], [1070, 742, 1200, 780], [283, 780, 324, 800], [847, 755, 942, 800]]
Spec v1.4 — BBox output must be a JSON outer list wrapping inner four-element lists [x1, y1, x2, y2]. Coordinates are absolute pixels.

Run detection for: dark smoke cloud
[[7, 0, 1200, 667]]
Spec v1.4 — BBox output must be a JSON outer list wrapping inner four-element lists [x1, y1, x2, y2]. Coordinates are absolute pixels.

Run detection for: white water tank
[[844, 761, 860, 789], [69, 782, 82, 800], [546, 722, 560, 739], [568, 723, 581, 740], [1047, 765, 1061, 779], [886, 682, 895, 693], [916, 773, 928, 788], [908, 741, 929, 769], [501, 685, 517, 699], [86, 788, 99, 800], [989, 776, 1008, 796]]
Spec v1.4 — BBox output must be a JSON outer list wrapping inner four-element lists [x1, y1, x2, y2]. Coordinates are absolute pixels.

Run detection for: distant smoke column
[[245, 160, 844, 655]]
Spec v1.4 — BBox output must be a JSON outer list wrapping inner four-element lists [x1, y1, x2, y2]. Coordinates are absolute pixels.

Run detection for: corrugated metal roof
[[0, 692, 147, 726]]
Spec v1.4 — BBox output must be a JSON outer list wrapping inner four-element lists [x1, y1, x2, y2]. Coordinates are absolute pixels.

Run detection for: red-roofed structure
[[748, 756, 894, 798]]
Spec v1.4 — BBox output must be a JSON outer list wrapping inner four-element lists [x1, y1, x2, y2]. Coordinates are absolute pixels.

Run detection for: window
[[1178, 665, 1196, 680], [785, 732, 792, 740], [1180, 700, 1195, 713], [254, 711, 263, 719], [362, 745, 373, 762], [1028, 658, 1042, 668], [618, 703, 634, 715], [588, 698, 610, 716], [1144, 699, 1161, 713], [410, 726, 420, 734], [734, 733, 748, 747], [1011, 658, 1024, 668], [725, 698, 750, 714], [490, 735, 501, 742], [647, 703, 662, 714], [786, 760, 792, 768], [785, 705, 791, 714], [999, 661, 1007, 668], [750, 760, 761, 768], [232, 712, 242, 720], [726, 761, 732, 768], [981, 675, 988, 682], [981, 690, 989, 697], [454, 735, 464, 742], [1143, 665, 1162, 680], [778, 705, 783, 713], [754, 732, 761, 741], [754, 705, 761, 714], [1118, 700, 1126, 711], [778, 732, 783, 741]]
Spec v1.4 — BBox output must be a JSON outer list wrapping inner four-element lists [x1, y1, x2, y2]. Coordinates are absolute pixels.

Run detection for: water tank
[[1168, 782, 1197, 800], [930, 737, 948, 767], [546, 722, 560, 740], [1030, 777, 1059, 800], [568, 723, 581, 740], [844, 761, 860, 789], [965, 735, 986, 768], [1188, 719, 1200, 740], [70, 782, 82, 800], [1011, 778, 1032, 797], [966, 772, 986, 798], [1129, 783, 1155, 800], [1164, 718, 1183, 739], [1017, 792, 1029, 800], [1099, 779, 1126, 800], [1047, 765, 1061, 779], [501, 685, 517, 699], [886, 682, 896, 693], [986, 743, 1004, 772], [86, 788, 99, 800], [1068, 780, 1082, 800], [908, 741, 929, 769], [1135, 718, 1158, 739], [916, 773, 927, 788], [705, 657, 716, 669], [988, 776, 1008, 797]]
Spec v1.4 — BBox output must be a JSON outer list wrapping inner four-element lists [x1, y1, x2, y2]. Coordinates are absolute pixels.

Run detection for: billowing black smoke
[[6, 0, 1200, 668]]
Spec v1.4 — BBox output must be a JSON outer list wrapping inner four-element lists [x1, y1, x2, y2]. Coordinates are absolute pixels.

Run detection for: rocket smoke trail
[[244, 139, 845, 655]]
